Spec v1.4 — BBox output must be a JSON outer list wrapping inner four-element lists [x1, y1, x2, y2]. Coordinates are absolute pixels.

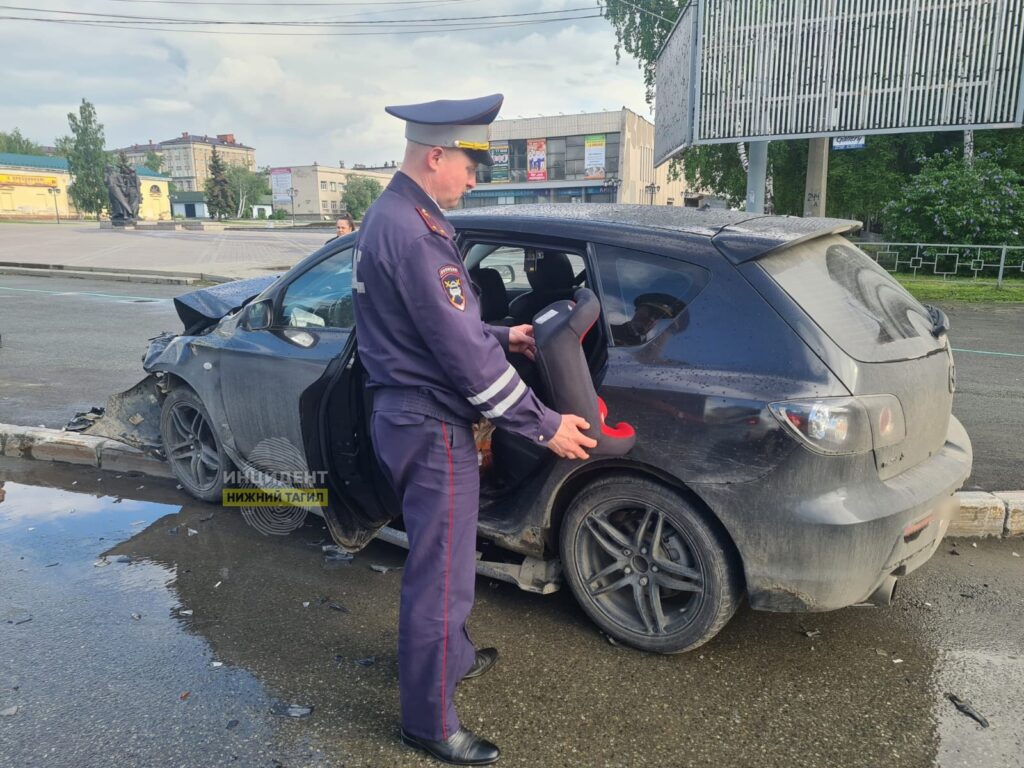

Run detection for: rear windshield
[[760, 236, 943, 363]]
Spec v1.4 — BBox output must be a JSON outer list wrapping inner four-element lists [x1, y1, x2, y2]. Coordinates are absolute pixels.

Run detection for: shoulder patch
[[416, 207, 450, 238], [438, 264, 466, 311]]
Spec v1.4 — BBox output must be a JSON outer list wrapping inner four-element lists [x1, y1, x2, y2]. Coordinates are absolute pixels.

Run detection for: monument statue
[[104, 159, 140, 226]]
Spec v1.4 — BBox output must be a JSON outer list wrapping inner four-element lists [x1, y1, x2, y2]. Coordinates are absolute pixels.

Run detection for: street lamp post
[[287, 187, 298, 226], [644, 183, 661, 205], [601, 176, 622, 203], [47, 187, 61, 224]]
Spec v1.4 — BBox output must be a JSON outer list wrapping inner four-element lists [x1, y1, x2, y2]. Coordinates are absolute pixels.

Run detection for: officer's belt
[[372, 387, 474, 427]]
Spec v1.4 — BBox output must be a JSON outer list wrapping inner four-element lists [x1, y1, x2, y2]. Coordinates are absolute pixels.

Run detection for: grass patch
[[894, 275, 1024, 303]]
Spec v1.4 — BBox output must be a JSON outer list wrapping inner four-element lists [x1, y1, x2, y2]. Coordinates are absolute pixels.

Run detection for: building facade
[[269, 164, 394, 220], [0, 152, 171, 220], [118, 133, 256, 193], [463, 109, 694, 208]]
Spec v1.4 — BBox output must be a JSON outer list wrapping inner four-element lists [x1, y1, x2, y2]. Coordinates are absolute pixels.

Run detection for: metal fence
[[853, 241, 1024, 286]]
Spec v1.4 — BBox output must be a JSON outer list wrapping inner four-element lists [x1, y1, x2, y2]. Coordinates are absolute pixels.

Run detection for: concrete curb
[[0, 423, 173, 479], [0, 261, 241, 285], [0, 422, 1020, 537]]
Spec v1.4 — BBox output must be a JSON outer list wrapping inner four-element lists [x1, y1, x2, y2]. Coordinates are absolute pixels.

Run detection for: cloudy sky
[[2, 1, 651, 168]]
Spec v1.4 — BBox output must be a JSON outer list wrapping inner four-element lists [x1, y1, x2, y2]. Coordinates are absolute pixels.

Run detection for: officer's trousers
[[371, 409, 480, 741]]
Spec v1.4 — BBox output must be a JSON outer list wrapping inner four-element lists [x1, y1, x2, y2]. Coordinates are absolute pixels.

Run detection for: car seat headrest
[[471, 267, 509, 322], [526, 250, 575, 291]]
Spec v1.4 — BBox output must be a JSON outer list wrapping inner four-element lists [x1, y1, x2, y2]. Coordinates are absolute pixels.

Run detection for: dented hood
[[173, 274, 280, 332]]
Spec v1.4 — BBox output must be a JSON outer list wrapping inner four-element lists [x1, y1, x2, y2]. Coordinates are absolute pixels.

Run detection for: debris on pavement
[[1, 706, 18, 717], [131, 613, 142, 621], [1013, 552, 1020, 558], [4, 608, 32, 626], [328, 603, 350, 614], [175, 608, 193, 617], [946, 693, 990, 728], [301, 602, 310, 609], [798, 626, 820, 639], [93, 558, 110, 568], [323, 550, 354, 567], [128, 413, 145, 426], [214, 581, 222, 588], [44, 562, 60, 568], [179, 691, 191, 702], [168, 526, 179, 536], [875, 648, 889, 657], [65, 407, 105, 432], [950, 548, 961, 556], [211, 661, 224, 668], [226, 719, 239, 730], [187, 528, 198, 537], [354, 656, 377, 667], [370, 564, 401, 574], [269, 702, 313, 719], [892, 658, 904, 664]]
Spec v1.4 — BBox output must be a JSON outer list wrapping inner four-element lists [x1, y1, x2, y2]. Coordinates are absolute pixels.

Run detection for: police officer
[[352, 94, 596, 765]]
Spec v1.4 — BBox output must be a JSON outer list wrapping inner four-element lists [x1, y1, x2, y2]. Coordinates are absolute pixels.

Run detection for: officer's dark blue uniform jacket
[[352, 171, 562, 444]]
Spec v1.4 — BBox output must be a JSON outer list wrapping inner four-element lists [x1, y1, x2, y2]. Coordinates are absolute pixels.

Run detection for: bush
[[881, 150, 1024, 245]]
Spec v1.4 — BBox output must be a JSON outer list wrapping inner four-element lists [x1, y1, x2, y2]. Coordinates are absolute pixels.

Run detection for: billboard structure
[[655, 0, 1024, 211], [270, 167, 293, 204]]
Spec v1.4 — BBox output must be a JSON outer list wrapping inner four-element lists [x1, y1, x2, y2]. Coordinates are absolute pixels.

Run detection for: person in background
[[327, 213, 355, 243]]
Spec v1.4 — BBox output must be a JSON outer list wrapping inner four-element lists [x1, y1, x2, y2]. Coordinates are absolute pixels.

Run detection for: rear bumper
[[693, 415, 973, 612]]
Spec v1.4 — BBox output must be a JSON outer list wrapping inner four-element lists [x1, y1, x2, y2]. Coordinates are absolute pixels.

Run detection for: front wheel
[[560, 476, 742, 653], [160, 386, 230, 502]]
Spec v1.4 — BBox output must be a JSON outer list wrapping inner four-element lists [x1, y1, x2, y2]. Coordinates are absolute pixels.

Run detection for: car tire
[[160, 386, 230, 503], [560, 476, 742, 653]]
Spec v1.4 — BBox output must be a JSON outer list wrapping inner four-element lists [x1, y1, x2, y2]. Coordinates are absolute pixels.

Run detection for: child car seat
[[531, 288, 636, 456]]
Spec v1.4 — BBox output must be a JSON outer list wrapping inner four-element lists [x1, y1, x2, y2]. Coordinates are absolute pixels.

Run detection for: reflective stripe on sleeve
[[467, 364, 516, 406], [481, 380, 527, 419]]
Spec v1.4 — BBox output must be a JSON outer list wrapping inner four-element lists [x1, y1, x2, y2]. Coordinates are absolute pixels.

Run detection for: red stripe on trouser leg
[[440, 421, 455, 741]]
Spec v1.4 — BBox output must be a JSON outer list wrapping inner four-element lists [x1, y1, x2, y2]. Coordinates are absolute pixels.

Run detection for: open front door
[[307, 332, 397, 551]]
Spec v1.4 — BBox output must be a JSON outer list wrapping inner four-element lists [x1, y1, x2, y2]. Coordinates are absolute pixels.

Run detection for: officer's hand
[[547, 414, 598, 460], [508, 324, 536, 361]]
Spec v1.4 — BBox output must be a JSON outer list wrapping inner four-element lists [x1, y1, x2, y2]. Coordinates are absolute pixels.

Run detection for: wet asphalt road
[[1, 275, 1020, 489], [1, 458, 1022, 768]]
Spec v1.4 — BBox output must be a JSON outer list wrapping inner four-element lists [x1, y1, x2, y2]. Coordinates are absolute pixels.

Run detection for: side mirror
[[244, 299, 273, 331], [496, 264, 516, 283]]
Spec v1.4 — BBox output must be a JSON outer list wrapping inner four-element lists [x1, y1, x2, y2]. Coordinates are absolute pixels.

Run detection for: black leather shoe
[[462, 647, 498, 681], [400, 726, 500, 765]]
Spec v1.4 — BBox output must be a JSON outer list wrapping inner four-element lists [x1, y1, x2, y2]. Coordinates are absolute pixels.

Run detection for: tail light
[[769, 395, 905, 455]]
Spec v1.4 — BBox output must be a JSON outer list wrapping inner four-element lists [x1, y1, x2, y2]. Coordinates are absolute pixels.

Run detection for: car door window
[[278, 246, 354, 329], [596, 246, 709, 347], [476, 247, 585, 290]]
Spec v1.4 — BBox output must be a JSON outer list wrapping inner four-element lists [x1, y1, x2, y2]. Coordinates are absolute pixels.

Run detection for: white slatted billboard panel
[[656, 0, 1024, 162]]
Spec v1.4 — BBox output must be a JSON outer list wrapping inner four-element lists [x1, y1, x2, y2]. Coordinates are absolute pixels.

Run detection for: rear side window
[[760, 236, 942, 363], [596, 246, 709, 347]]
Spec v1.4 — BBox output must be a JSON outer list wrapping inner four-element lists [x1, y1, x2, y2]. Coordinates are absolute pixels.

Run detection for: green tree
[[881, 149, 1023, 245], [0, 128, 45, 155], [143, 150, 163, 175], [56, 99, 108, 216], [225, 165, 270, 218], [341, 176, 383, 220], [204, 147, 233, 220]]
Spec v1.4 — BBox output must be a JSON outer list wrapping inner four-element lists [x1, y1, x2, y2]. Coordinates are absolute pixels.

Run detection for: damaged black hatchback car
[[93, 206, 972, 653]]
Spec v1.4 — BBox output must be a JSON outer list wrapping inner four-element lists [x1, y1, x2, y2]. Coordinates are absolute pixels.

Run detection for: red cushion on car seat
[[532, 289, 636, 457]]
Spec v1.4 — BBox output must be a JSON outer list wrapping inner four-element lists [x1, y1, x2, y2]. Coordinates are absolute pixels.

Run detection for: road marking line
[[0, 285, 169, 302], [951, 347, 1024, 359]]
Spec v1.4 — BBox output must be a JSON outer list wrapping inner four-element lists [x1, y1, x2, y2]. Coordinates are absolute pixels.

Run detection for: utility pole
[[287, 187, 298, 226], [803, 138, 829, 217], [47, 187, 61, 224], [745, 141, 769, 214]]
